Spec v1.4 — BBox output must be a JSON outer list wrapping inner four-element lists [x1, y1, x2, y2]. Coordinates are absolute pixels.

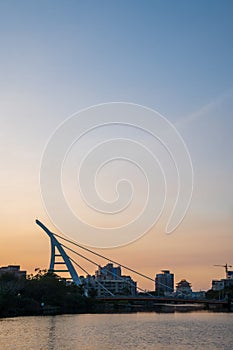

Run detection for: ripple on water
[[0, 312, 232, 350]]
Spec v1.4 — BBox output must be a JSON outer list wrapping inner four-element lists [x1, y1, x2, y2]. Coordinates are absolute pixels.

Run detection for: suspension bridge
[[36, 220, 229, 309]]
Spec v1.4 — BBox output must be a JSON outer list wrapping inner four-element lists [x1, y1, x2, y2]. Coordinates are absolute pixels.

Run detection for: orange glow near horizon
[[0, 208, 231, 292], [0, 0, 233, 305]]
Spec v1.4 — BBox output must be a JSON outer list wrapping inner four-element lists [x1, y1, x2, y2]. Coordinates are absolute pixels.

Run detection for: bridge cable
[[68, 256, 114, 297], [53, 232, 155, 283], [60, 242, 154, 296]]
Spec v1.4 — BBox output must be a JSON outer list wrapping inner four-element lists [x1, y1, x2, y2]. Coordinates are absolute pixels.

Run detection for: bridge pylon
[[36, 219, 81, 286]]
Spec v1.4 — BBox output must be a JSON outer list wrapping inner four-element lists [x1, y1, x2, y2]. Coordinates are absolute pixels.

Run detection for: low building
[[176, 279, 192, 297], [0, 265, 26, 279], [80, 274, 96, 290], [212, 279, 225, 291], [155, 270, 174, 295], [191, 291, 206, 299], [212, 272, 233, 291], [224, 278, 233, 288]]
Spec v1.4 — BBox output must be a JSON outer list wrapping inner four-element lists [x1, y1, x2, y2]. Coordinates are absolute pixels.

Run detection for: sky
[[0, 0, 233, 291]]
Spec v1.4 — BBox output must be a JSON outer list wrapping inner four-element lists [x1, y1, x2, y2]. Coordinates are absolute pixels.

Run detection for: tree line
[[0, 270, 96, 318]]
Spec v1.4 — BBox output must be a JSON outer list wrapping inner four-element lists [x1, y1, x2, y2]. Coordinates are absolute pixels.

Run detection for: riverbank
[[1, 270, 232, 318], [1, 301, 232, 319]]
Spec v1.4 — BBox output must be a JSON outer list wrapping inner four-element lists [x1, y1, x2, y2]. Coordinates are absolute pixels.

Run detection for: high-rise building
[[95, 263, 137, 297], [155, 270, 174, 295], [95, 263, 121, 280]]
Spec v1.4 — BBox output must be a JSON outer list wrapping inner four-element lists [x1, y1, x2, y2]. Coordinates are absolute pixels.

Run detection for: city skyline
[[0, 218, 231, 292], [0, 1, 233, 291]]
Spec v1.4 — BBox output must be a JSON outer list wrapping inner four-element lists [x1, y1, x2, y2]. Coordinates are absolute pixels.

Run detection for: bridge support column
[[36, 220, 81, 286]]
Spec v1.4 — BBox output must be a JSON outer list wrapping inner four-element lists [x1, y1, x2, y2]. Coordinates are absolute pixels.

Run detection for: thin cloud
[[175, 87, 233, 129]]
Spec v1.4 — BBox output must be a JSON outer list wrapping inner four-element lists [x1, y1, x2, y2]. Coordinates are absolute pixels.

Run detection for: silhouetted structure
[[94, 263, 137, 297], [0, 265, 26, 279], [36, 220, 81, 285], [176, 279, 192, 296], [155, 270, 174, 295]]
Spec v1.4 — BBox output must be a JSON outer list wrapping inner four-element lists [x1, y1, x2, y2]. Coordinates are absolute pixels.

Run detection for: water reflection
[[0, 312, 232, 350], [48, 317, 56, 350]]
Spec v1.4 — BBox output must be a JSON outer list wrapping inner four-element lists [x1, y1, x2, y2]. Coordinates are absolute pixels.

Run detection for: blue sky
[[0, 0, 232, 289], [1, 0, 233, 116]]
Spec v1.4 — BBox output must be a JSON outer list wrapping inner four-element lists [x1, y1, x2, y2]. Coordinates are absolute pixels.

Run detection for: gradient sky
[[0, 0, 232, 291]]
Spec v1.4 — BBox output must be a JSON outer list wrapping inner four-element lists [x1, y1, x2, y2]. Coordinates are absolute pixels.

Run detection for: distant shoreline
[[1, 303, 232, 319]]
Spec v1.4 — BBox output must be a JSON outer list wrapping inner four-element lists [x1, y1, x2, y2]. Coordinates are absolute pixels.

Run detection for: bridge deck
[[96, 296, 228, 305]]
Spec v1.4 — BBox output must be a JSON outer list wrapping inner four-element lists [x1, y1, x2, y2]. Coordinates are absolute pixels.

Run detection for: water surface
[[0, 312, 232, 350]]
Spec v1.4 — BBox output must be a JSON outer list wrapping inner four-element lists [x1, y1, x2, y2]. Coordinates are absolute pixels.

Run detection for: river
[[0, 312, 232, 350]]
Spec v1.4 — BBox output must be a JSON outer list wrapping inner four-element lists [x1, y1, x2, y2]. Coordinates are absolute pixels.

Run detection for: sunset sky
[[0, 1, 232, 291]]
